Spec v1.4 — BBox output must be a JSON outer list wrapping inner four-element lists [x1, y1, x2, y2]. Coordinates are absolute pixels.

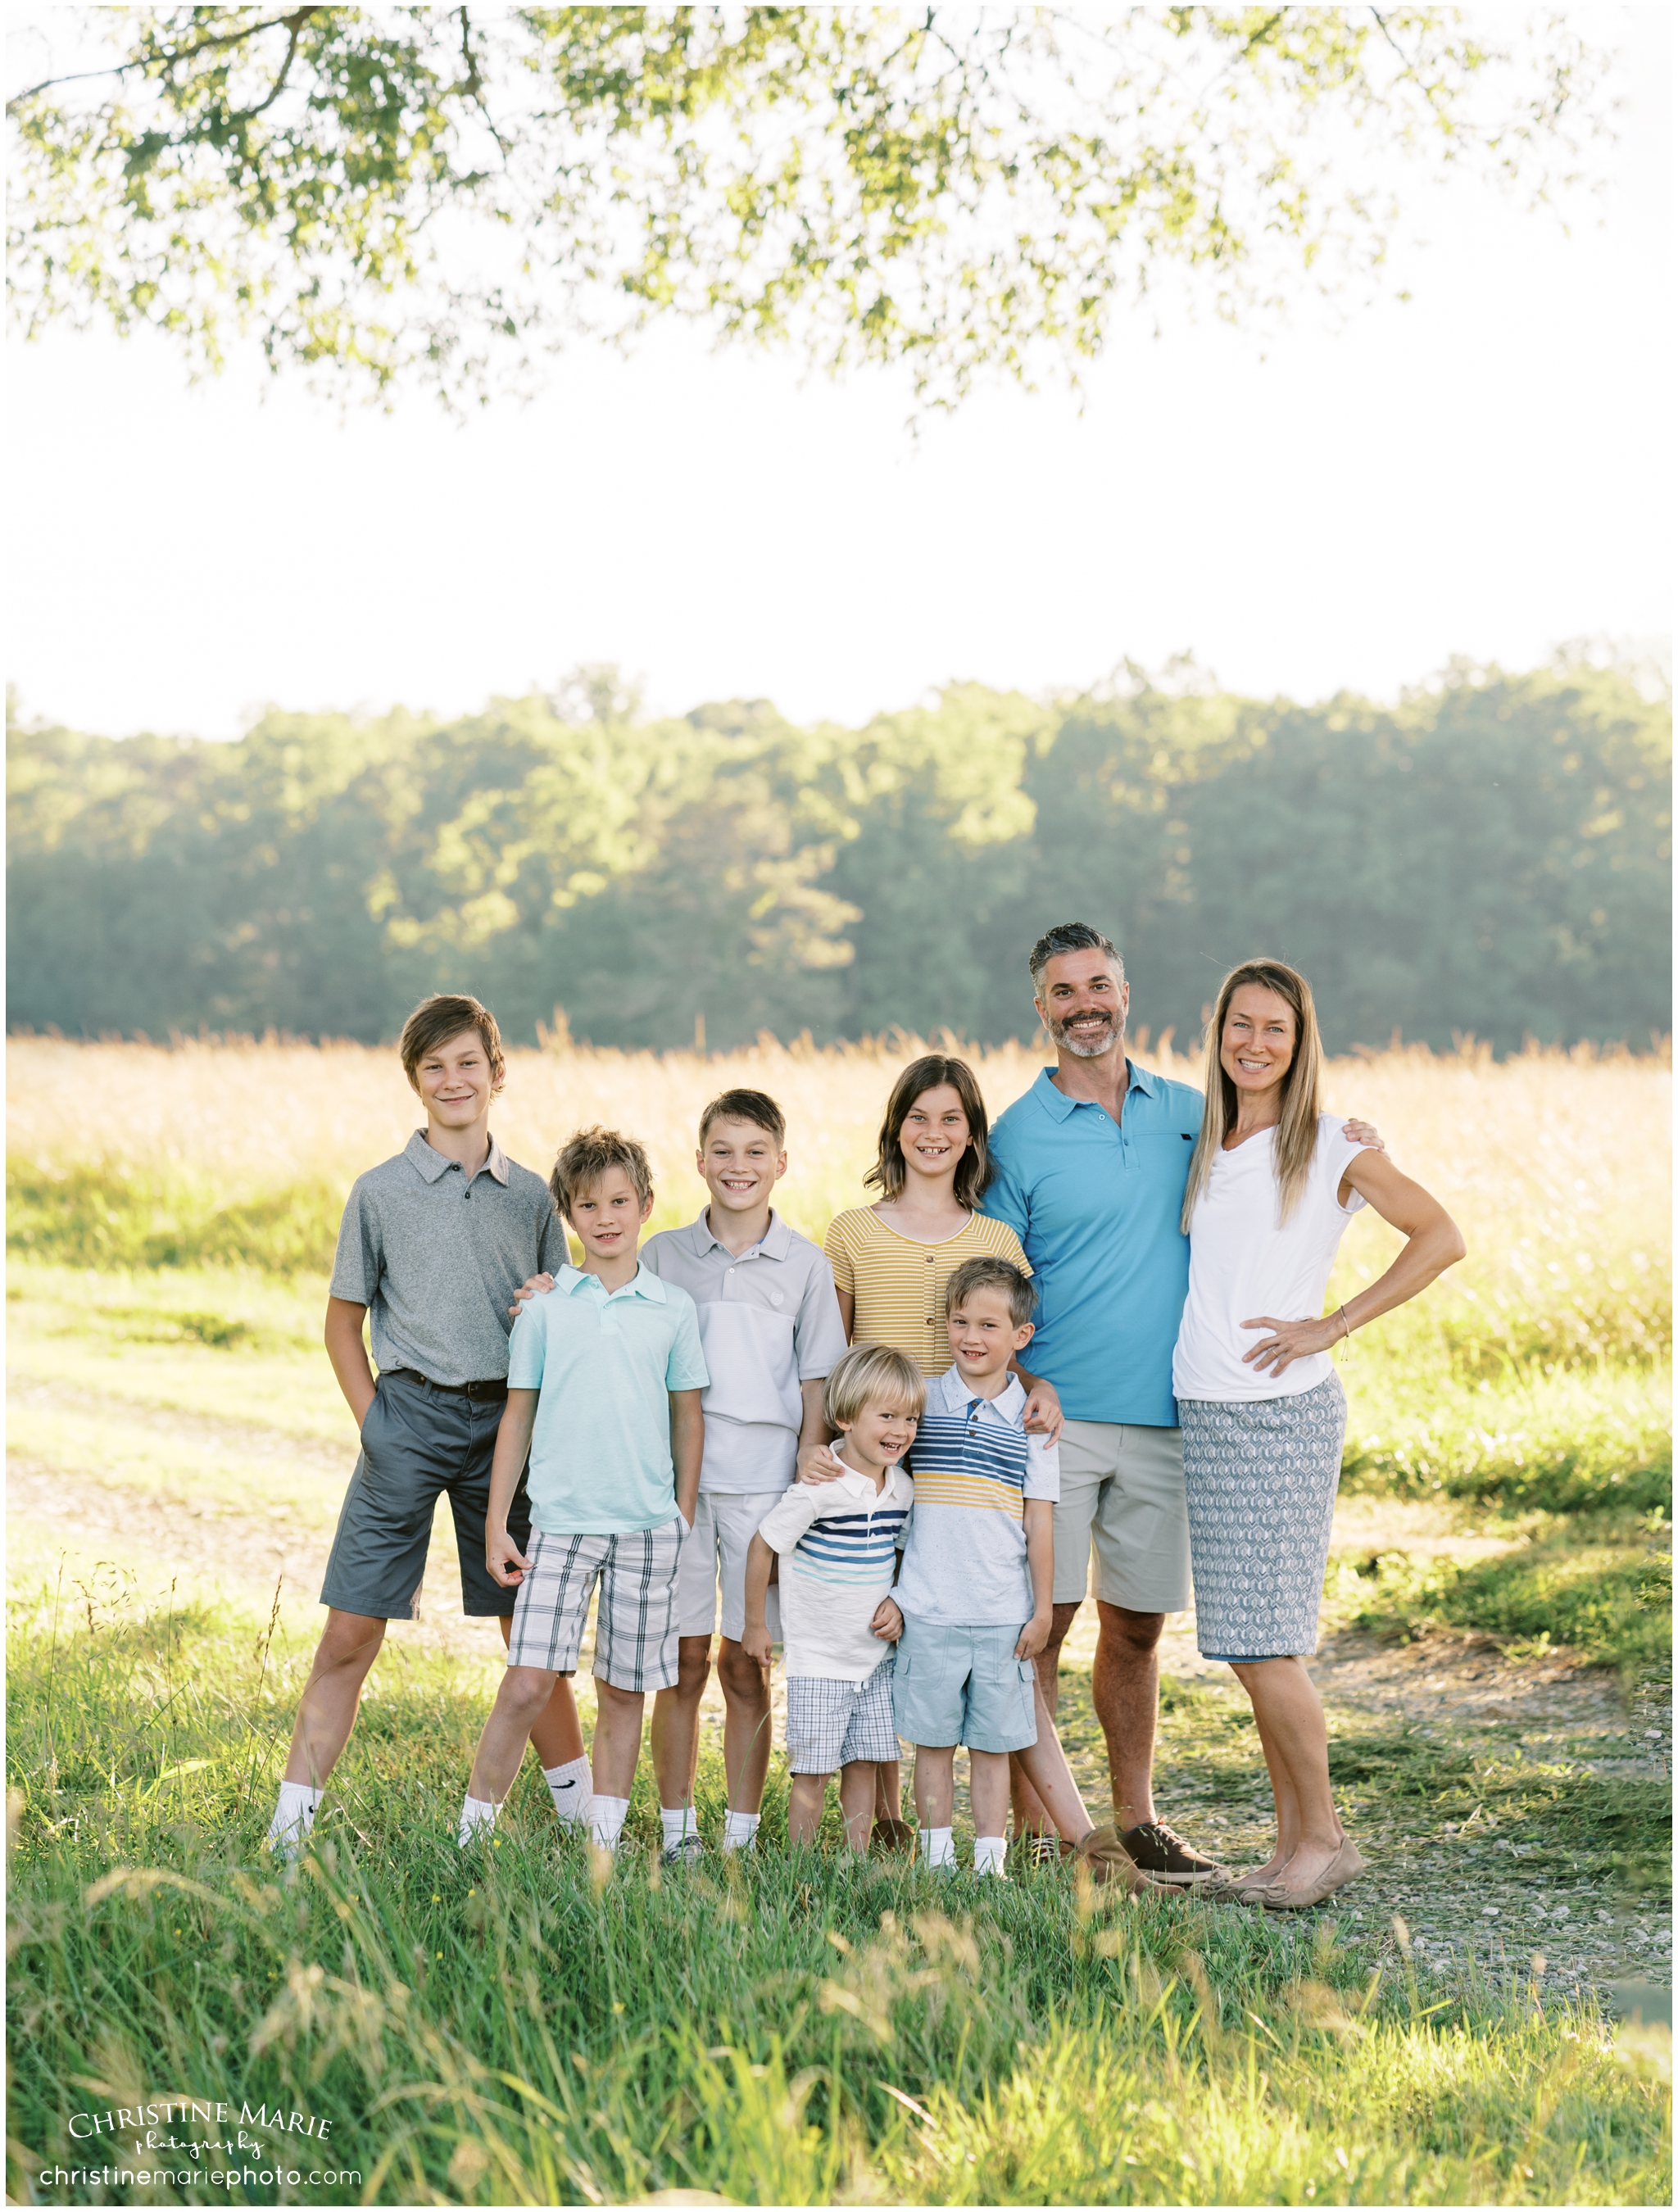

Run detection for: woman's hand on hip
[[1240, 1313, 1345, 1377]]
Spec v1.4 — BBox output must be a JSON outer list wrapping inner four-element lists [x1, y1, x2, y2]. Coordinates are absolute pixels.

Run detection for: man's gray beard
[[1050, 1018, 1123, 1060]]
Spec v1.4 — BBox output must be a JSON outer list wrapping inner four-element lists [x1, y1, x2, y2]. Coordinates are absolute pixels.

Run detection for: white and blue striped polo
[[895, 1369, 1060, 1626], [754, 1462, 914, 1682]]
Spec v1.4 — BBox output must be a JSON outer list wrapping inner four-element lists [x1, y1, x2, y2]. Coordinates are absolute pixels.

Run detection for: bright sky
[[5, 8, 1671, 742]]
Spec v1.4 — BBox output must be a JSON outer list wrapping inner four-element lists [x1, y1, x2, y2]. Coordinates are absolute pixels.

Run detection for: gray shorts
[[785, 1661, 899, 1773], [1054, 1418, 1191, 1611], [892, 1617, 1037, 1754], [506, 1520, 687, 1693], [320, 1369, 529, 1620], [676, 1490, 782, 1643]]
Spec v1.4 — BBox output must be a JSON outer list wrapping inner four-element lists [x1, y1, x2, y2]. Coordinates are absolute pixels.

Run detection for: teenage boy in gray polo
[[266, 993, 583, 1859]]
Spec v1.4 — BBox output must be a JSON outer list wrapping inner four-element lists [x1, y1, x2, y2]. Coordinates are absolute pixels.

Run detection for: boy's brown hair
[[549, 1126, 655, 1224], [945, 1255, 1037, 1330], [823, 1344, 927, 1432], [398, 994, 506, 1094], [699, 1087, 787, 1149]]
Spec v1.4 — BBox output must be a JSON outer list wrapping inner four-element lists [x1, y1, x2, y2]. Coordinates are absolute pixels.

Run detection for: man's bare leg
[[283, 1609, 388, 1786], [497, 1613, 586, 1769], [1092, 1601, 1163, 1831], [1010, 1598, 1083, 1835]]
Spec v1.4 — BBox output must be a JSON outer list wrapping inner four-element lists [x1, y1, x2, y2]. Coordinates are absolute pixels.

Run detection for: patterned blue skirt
[[1177, 1372, 1349, 1660]]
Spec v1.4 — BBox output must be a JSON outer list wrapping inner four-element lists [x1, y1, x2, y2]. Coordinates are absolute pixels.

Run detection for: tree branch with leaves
[[6, 5, 1609, 407]]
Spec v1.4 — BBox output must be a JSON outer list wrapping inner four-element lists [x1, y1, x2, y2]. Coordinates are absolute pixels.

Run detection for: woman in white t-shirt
[[1174, 959, 1464, 1913]]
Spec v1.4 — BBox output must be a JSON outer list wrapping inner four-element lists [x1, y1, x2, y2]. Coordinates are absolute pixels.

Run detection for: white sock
[[544, 1757, 592, 1828], [974, 1834, 1008, 1876], [591, 1794, 630, 1850], [660, 1805, 697, 1851], [267, 1780, 321, 1857], [919, 1825, 955, 1870], [722, 1809, 761, 1852], [458, 1794, 496, 1846]]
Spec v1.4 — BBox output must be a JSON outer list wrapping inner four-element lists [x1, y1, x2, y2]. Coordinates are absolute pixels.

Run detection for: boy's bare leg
[[649, 1635, 713, 1811], [282, 1609, 388, 1787], [1011, 1678, 1098, 1843], [1010, 1598, 1082, 1834], [911, 1745, 956, 1829], [969, 1749, 1012, 1840], [787, 1771, 831, 1847], [468, 1666, 563, 1803], [717, 1638, 773, 1811], [837, 1761, 878, 1851], [873, 1757, 904, 1824], [496, 1614, 587, 1767], [591, 1678, 647, 1801]]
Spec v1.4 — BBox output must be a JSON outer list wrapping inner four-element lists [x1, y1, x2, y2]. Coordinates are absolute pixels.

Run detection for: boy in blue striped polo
[[741, 1345, 919, 1854], [879, 1256, 1057, 1877]]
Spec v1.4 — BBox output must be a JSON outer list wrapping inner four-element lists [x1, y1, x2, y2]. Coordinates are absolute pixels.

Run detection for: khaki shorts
[[675, 1491, 782, 1643], [1053, 1419, 1190, 1612]]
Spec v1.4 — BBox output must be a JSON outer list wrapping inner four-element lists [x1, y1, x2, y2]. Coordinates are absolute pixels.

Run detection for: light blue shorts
[[891, 1617, 1038, 1754]]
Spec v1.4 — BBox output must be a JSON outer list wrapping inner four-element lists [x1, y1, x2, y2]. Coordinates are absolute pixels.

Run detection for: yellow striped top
[[823, 1207, 1032, 1376]]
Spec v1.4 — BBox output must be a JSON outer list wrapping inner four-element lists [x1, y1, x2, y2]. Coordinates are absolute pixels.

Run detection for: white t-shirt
[[1172, 1113, 1372, 1403]]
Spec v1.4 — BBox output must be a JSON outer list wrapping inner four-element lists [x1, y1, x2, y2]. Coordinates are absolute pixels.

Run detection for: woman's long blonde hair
[[1181, 959, 1326, 1232]]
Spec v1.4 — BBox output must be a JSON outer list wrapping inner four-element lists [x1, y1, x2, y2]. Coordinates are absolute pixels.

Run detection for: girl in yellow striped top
[[823, 1055, 1063, 1426]]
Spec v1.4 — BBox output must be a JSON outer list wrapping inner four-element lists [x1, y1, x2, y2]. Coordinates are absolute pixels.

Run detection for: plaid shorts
[[505, 1519, 686, 1693], [784, 1658, 899, 1774]]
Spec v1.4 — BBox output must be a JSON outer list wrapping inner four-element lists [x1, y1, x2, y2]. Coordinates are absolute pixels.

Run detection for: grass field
[[6, 1035, 1671, 2205]]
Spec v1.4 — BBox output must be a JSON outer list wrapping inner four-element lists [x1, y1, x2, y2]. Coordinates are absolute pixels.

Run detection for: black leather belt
[[401, 1371, 508, 1400]]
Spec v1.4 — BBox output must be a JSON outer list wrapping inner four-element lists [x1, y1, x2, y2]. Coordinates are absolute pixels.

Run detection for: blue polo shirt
[[507, 1263, 710, 1534], [981, 1063, 1203, 1427]]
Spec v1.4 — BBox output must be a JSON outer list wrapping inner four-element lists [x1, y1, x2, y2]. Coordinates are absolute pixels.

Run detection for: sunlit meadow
[[6, 1034, 1670, 2204]]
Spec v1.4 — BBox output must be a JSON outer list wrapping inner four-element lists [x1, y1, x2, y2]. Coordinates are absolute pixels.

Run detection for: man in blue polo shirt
[[983, 922, 1377, 1885]]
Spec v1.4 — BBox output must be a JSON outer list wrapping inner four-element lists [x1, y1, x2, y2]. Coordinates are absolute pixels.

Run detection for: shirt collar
[[405, 1129, 509, 1185], [828, 1460, 914, 1505], [1033, 1058, 1154, 1119], [927, 1366, 1027, 1425], [691, 1206, 791, 1262], [559, 1262, 667, 1303]]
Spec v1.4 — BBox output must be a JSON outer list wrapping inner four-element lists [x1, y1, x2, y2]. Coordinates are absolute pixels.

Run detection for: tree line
[[7, 660, 1670, 1057]]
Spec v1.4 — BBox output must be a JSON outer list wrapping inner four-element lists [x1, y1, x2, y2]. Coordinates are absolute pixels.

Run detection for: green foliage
[[6, 1589, 1669, 2205], [6, 10, 1608, 408], [1349, 1514, 1675, 1690], [7, 660, 1671, 1055], [6, 1160, 344, 1274]]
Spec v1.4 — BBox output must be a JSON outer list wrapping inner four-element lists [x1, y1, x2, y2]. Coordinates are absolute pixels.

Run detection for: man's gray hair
[[1028, 922, 1125, 990]]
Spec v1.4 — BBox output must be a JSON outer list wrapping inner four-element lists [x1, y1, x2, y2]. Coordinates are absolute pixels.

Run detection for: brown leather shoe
[[1119, 1820, 1229, 1886]]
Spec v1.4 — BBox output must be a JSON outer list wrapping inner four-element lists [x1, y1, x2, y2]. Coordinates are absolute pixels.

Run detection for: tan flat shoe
[[1250, 1837, 1367, 1912], [1077, 1823, 1166, 1892]]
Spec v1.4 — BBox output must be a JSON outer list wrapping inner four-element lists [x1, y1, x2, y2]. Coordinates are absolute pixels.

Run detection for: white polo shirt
[[640, 1208, 849, 1494]]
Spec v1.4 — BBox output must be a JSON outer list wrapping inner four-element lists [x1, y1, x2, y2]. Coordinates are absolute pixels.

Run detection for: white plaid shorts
[[505, 1519, 686, 1693], [784, 1658, 899, 1774]]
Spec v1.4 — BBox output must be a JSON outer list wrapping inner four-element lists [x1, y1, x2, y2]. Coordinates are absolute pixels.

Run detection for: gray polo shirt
[[641, 1208, 848, 1494], [329, 1130, 563, 1386]]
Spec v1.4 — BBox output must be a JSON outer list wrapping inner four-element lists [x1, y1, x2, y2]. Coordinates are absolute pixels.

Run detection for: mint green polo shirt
[[981, 1062, 1203, 1427], [507, 1264, 710, 1534]]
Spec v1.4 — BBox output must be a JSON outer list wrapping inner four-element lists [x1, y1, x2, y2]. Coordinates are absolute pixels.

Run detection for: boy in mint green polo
[[460, 1126, 708, 1862]]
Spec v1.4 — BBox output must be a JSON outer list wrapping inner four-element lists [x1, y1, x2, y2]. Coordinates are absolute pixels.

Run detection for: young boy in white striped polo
[[741, 1344, 919, 1855], [460, 1128, 709, 1861]]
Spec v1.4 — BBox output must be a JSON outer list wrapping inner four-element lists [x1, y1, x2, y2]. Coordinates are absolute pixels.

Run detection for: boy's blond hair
[[945, 1254, 1037, 1330], [549, 1126, 654, 1223], [823, 1344, 927, 1431]]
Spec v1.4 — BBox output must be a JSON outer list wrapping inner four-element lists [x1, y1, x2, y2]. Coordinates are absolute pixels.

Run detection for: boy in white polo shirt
[[460, 1126, 709, 1861], [642, 1088, 848, 1859], [741, 1344, 919, 1854]]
